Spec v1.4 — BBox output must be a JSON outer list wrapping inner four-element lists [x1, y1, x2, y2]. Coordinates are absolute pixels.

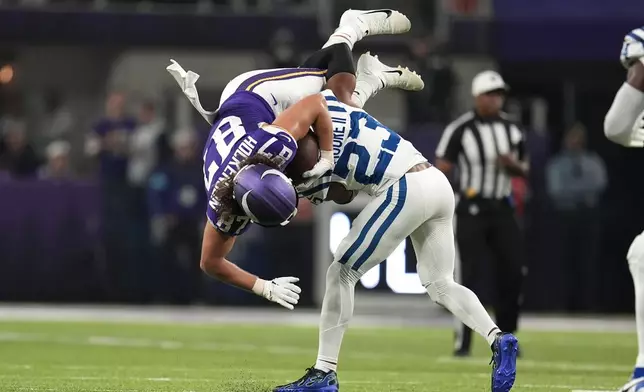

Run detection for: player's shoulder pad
[[259, 122, 297, 144]]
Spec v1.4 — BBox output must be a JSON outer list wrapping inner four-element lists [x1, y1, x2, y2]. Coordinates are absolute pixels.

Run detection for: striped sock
[[487, 327, 502, 346], [322, 26, 361, 50], [315, 358, 338, 373]]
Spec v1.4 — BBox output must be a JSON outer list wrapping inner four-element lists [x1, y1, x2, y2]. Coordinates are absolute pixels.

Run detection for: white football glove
[[252, 277, 301, 310], [300, 150, 334, 188], [620, 28, 644, 69]]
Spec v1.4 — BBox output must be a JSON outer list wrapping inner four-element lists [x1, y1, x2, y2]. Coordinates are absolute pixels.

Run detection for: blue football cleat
[[490, 333, 518, 392], [273, 367, 339, 392]]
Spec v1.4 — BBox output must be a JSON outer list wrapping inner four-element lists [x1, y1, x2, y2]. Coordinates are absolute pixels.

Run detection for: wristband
[[320, 150, 334, 163], [252, 278, 266, 296]]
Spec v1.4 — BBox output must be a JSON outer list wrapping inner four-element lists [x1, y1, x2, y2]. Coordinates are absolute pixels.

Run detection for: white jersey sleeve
[[604, 83, 644, 146]]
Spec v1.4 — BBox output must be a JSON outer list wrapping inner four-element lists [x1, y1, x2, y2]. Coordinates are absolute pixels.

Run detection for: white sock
[[351, 76, 383, 108], [487, 327, 502, 346], [426, 278, 501, 345], [415, 218, 501, 349], [314, 262, 361, 374], [322, 26, 362, 50], [628, 238, 644, 367]]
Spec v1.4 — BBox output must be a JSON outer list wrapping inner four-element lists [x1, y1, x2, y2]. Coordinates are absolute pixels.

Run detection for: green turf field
[[0, 320, 634, 391]]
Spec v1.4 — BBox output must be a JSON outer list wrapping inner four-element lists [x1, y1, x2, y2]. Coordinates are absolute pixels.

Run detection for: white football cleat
[[339, 9, 411, 38], [356, 51, 424, 91]]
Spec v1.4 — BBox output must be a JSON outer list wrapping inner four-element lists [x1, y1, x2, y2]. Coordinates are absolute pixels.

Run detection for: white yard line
[[0, 304, 638, 333]]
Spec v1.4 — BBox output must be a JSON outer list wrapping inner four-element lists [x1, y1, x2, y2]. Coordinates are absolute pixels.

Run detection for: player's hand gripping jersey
[[621, 26, 644, 69], [203, 94, 298, 236], [298, 90, 426, 203]]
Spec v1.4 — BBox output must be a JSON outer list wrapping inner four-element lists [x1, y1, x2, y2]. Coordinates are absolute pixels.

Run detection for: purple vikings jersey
[[203, 91, 297, 236]]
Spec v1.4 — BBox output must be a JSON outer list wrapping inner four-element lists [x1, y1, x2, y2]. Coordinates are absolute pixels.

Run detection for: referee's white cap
[[471, 70, 509, 97]]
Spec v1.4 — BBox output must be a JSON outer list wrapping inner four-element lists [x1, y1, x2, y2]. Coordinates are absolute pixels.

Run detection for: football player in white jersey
[[605, 26, 644, 392], [271, 91, 519, 392]]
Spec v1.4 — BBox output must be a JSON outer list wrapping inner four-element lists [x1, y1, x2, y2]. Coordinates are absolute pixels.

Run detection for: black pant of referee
[[435, 70, 527, 356], [454, 196, 524, 356]]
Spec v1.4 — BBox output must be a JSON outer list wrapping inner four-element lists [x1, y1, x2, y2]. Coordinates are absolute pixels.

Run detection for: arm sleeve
[[604, 82, 644, 145]]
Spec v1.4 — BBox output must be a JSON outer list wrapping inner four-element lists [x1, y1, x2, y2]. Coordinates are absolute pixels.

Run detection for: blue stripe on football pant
[[338, 184, 393, 265], [351, 176, 408, 271]]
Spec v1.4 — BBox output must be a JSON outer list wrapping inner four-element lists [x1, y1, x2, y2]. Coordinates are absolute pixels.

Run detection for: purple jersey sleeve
[[203, 118, 298, 236]]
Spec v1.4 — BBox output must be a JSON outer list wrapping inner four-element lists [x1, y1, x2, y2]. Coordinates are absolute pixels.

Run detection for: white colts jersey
[[321, 90, 426, 196]]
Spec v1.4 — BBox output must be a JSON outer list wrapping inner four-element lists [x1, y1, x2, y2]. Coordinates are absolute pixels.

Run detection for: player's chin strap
[[166, 59, 217, 125]]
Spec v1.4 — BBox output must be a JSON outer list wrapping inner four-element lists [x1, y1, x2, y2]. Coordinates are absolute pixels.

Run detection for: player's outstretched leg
[[625, 233, 644, 391], [300, 8, 412, 108], [352, 52, 424, 108], [410, 169, 517, 392]]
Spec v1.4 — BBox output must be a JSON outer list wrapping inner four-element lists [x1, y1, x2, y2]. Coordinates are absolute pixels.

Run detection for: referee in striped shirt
[[435, 70, 527, 357]]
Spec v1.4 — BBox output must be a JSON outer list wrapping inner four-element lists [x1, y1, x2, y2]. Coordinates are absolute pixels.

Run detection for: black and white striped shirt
[[435, 111, 526, 200]]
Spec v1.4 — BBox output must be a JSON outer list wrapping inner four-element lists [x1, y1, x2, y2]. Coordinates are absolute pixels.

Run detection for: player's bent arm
[[272, 93, 332, 148], [325, 183, 358, 205], [272, 93, 334, 166], [199, 222, 302, 310], [605, 61, 644, 145], [199, 222, 256, 289]]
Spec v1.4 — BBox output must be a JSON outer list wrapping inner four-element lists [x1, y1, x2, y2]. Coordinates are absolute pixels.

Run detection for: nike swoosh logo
[[270, 94, 278, 106], [363, 9, 393, 18], [384, 70, 403, 76]]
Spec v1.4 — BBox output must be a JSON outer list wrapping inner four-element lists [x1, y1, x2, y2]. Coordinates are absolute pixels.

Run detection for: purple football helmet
[[233, 164, 298, 227]]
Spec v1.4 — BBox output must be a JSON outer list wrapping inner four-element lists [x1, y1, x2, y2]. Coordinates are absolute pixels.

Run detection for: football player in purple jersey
[[167, 9, 425, 310]]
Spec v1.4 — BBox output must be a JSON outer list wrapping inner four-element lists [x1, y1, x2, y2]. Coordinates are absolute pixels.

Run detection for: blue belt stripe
[[352, 176, 408, 271], [338, 182, 394, 265]]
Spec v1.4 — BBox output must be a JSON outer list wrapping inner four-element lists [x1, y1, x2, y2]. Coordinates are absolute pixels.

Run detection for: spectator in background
[[147, 129, 206, 304], [86, 92, 139, 302], [546, 123, 607, 312], [85, 92, 136, 183], [405, 36, 456, 125], [39, 140, 73, 180], [128, 101, 166, 188], [0, 120, 40, 178]]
